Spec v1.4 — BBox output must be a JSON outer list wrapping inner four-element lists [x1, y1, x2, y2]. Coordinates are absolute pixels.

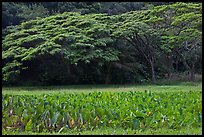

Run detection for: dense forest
[[2, 2, 174, 29], [2, 2, 202, 86]]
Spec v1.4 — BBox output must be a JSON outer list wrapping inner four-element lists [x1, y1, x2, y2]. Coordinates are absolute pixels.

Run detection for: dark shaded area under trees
[[2, 2, 202, 86]]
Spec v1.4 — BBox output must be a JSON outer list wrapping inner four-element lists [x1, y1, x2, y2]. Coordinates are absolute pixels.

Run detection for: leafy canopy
[[2, 12, 120, 82]]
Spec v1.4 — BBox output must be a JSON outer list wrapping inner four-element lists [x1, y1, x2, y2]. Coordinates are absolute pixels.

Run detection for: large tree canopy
[[111, 2, 202, 82], [112, 10, 162, 83], [144, 2, 202, 81], [2, 12, 120, 84], [2, 2, 202, 85]]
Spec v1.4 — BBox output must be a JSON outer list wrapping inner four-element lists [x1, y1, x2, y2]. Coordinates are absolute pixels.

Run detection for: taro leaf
[[63, 112, 68, 123], [39, 122, 44, 132], [105, 110, 113, 119], [198, 112, 202, 123], [68, 118, 75, 129], [49, 108, 54, 119], [51, 113, 59, 126], [31, 115, 37, 126], [57, 114, 63, 124], [167, 110, 174, 116], [66, 113, 73, 128], [44, 101, 49, 106], [96, 107, 104, 118], [58, 127, 65, 133], [133, 119, 140, 129], [83, 111, 91, 122], [23, 111, 31, 126], [146, 117, 153, 127], [58, 107, 64, 115], [17, 107, 24, 116], [4, 113, 12, 126], [3, 100, 8, 110], [41, 110, 48, 121], [74, 111, 78, 121], [79, 113, 83, 125], [25, 119, 32, 131], [27, 105, 33, 114], [135, 111, 145, 120], [36, 105, 44, 114], [22, 109, 28, 118]]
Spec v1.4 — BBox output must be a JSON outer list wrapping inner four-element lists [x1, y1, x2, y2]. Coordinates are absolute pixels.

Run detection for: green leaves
[[25, 119, 32, 131], [2, 2, 201, 85], [2, 90, 202, 133], [51, 113, 59, 126], [2, 11, 121, 84]]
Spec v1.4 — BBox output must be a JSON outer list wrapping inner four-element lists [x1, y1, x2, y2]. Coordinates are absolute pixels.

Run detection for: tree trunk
[[166, 55, 173, 79], [190, 63, 195, 81], [181, 58, 194, 82], [149, 59, 156, 84], [105, 63, 112, 84], [175, 60, 179, 72], [66, 64, 70, 75]]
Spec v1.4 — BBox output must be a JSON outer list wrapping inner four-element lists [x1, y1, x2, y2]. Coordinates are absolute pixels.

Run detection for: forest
[[2, 2, 202, 86]]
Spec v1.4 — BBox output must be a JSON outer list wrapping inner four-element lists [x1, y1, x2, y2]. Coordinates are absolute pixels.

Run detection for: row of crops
[[2, 90, 202, 133]]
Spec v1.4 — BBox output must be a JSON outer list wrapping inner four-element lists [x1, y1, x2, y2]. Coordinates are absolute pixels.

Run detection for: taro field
[[2, 84, 202, 135]]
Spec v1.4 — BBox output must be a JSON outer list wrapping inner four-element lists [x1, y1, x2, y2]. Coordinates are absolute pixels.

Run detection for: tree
[[112, 11, 162, 83], [144, 2, 202, 81], [17, 3, 49, 22], [2, 2, 201, 85], [2, 12, 120, 85], [2, 2, 49, 29], [2, 2, 22, 28]]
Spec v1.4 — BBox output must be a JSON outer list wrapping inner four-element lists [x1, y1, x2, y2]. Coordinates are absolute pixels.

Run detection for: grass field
[[2, 82, 202, 135], [2, 81, 202, 95], [3, 127, 202, 135]]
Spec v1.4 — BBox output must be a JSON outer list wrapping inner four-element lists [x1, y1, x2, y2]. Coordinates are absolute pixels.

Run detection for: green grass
[[3, 127, 202, 135], [2, 82, 202, 95]]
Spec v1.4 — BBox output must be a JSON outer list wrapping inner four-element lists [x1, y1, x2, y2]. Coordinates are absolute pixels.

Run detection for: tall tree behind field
[[2, 2, 49, 29], [144, 2, 202, 81]]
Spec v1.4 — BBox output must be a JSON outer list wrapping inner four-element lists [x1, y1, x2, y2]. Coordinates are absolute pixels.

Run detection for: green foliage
[[2, 12, 120, 84], [2, 2, 151, 29], [2, 2, 49, 28], [141, 2, 202, 78], [145, 2, 202, 49], [2, 90, 202, 133], [2, 2, 202, 85]]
